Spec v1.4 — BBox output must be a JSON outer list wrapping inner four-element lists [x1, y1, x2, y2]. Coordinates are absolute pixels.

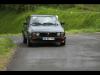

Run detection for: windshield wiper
[[31, 23, 43, 26], [30, 23, 58, 26], [43, 23, 57, 26]]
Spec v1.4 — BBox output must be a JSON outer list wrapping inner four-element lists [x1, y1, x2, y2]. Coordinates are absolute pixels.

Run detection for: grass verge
[[67, 28, 100, 34], [0, 37, 16, 71]]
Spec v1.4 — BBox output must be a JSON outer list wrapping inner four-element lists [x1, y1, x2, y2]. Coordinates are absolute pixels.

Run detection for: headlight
[[36, 33, 40, 36], [32, 32, 36, 36], [57, 32, 61, 36], [31, 32, 40, 37]]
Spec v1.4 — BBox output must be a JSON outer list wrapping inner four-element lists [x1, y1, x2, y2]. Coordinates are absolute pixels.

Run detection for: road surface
[[7, 33, 100, 71]]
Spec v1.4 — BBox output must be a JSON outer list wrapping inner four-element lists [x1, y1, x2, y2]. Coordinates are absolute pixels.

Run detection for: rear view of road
[[7, 33, 100, 71]]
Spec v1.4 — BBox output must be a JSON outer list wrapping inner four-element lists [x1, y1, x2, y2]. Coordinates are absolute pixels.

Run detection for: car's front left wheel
[[58, 39, 66, 46], [60, 41, 66, 46]]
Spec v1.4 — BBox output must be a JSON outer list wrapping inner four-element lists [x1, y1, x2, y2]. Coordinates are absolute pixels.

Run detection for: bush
[[0, 6, 100, 33]]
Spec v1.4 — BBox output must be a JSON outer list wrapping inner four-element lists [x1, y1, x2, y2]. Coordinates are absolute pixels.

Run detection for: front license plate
[[43, 37, 55, 40]]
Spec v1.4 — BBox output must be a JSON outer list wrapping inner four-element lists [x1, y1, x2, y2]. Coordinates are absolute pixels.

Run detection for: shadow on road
[[18, 42, 66, 48]]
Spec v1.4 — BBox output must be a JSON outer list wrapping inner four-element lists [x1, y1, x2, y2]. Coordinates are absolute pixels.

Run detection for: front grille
[[40, 32, 57, 37]]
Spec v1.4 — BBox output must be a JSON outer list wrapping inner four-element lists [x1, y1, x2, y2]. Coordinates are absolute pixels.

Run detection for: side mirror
[[23, 22, 28, 28], [24, 22, 27, 25], [61, 22, 65, 25]]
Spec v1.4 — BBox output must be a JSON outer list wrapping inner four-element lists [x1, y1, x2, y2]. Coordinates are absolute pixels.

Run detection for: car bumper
[[29, 36, 66, 43]]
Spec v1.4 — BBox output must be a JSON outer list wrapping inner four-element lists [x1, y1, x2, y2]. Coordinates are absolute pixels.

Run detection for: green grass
[[0, 6, 100, 34], [67, 28, 100, 34], [0, 37, 16, 71]]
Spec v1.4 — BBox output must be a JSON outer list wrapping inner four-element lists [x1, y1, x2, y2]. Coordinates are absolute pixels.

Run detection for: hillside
[[0, 6, 100, 34]]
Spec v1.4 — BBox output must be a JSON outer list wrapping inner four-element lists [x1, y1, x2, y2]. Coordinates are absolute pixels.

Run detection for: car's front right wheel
[[23, 36, 27, 44], [27, 38, 32, 47]]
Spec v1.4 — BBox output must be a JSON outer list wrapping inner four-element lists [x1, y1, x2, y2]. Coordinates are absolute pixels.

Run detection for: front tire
[[61, 41, 66, 46], [23, 36, 27, 44], [27, 38, 32, 47], [60, 39, 66, 46]]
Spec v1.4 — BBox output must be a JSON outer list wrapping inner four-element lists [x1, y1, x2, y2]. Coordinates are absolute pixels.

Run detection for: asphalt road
[[7, 33, 100, 71]]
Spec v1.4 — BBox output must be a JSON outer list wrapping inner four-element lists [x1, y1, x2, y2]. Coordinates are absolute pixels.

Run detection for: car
[[22, 15, 66, 46]]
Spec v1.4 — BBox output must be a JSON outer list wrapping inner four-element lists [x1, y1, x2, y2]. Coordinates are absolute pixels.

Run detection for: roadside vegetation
[[0, 4, 100, 34], [0, 37, 16, 71]]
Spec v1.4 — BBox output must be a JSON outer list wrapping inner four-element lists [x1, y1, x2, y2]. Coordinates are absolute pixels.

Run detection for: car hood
[[28, 25, 64, 33]]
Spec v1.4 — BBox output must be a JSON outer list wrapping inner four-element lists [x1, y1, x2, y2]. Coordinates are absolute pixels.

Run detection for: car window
[[29, 16, 58, 26]]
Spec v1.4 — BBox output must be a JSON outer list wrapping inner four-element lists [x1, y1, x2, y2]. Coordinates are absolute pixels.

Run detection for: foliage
[[0, 5, 100, 33]]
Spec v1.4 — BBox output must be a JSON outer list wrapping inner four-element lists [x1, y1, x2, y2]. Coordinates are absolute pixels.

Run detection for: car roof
[[31, 15, 57, 17]]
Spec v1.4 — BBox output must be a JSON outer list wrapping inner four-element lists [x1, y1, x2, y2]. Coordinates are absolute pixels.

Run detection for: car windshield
[[30, 16, 58, 26]]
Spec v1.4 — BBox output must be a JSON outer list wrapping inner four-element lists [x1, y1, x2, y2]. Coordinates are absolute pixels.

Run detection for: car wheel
[[56, 42, 60, 46], [23, 36, 27, 44], [61, 41, 65, 46], [27, 38, 32, 47], [60, 39, 66, 46]]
